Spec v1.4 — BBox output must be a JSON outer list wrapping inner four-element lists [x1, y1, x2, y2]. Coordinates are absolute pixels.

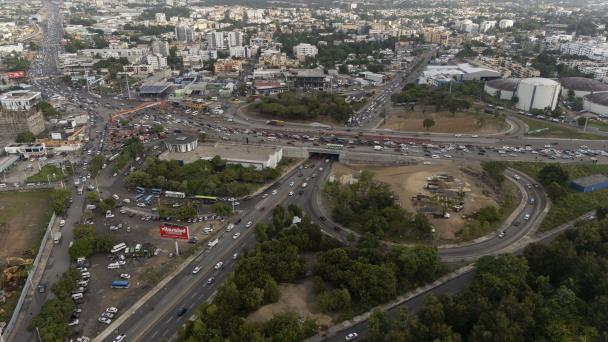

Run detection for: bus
[[108, 153, 120, 162], [135, 193, 145, 201], [192, 195, 218, 204], [151, 188, 163, 195], [111, 280, 130, 289], [135, 186, 145, 194], [165, 191, 186, 199], [144, 194, 155, 204], [326, 143, 344, 150], [111, 242, 127, 254]]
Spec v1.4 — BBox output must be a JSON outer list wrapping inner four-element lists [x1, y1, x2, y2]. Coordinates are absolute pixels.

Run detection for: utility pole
[[125, 74, 131, 100]]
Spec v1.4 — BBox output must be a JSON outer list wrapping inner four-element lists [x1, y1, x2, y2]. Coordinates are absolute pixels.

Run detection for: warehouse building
[[560, 77, 608, 98], [483, 78, 520, 100], [583, 92, 608, 116], [160, 142, 283, 170], [515, 77, 561, 111], [163, 134, 198, 153], [571, 174, 608, 192]]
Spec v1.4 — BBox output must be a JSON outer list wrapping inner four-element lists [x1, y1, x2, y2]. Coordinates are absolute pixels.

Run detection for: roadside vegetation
[[324, 171, 433, 241], [502, 162, 608, 231], [254, 92, 354, 123], [125, 156, 290, 197], [367, 219, 608, 341], [27, 164, 73, 183], [68, 225, 113, 260], [521, 116, 604, 140], [113, 137, 144, 172]]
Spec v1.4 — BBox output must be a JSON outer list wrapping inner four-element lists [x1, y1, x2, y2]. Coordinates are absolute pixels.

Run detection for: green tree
[[422, 118, 435, 131], [212, 202, 233, 216], [15, 131, 35, 143], [538, 165, 569, 186], [89, 155, 105, 177]]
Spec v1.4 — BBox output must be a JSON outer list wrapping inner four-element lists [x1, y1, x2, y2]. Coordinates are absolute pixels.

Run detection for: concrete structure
[[138, 83, 172, 97], [4, 143, 46, 158], [484, 78, 519, 100], [175, 23, 194, 43], [160, 143, 283, 170], [498, 19, 514, 29], [515, 77, 561, 111], [571, 174, 608, 192], [146, 54, 167, 70], [151, 40, 169, 57], [284, 69, 328, 90], [213, 59, 242, 75], [0, 90, 41, 111], [163, 134, 198, 153], [560, 41, 608, 61], [293, 43, 318, 62], [583, 92, 608, 116], [560, 77, 608, 98], [79, 49, 145, 63], [419, 63, 501, 86], [361, 71, 385, 84]]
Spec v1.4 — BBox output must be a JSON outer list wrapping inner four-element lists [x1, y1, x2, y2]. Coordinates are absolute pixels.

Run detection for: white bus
[[111, 242, 127, 254], [165, 191, 186, 199]]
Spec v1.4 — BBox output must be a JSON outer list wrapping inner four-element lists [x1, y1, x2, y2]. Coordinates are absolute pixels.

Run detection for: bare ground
[[329, 162, 499, 240], [381, 107, 506, 134], [246, 279, 333, 327]]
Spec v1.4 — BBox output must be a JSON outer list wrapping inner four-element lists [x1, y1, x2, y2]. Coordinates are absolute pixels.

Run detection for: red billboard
[[160, 223, 189, 240], [7, 71, 25, 79]]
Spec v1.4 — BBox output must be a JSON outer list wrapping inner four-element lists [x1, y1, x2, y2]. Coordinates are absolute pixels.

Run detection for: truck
[[208, 238, 219, 248], [53, 232, 62, 244], [266, 120, 285, 126]]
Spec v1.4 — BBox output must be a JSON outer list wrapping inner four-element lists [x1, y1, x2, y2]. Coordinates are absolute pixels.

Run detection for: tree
[[16, 131, 35, 143], [89, 155, 105, 177], [422, 118, 435, 131], [577, 116, 587, 127], [51, 189, 71, 215], [212, 202, 233, 216], [538, 165, 569, 187]]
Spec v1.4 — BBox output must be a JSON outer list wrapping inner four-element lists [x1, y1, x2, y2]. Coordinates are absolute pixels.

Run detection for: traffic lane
[[324, 270, 475, 342]]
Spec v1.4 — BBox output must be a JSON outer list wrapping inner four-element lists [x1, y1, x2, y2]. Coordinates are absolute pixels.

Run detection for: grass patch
[[586, 118, 608, 132], [521, 117, 604, 140], [26, 164, 72, 183], [508, 162, 608, 232]]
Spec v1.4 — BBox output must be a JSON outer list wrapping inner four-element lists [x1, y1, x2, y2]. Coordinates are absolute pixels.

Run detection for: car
[[207, 276, 215, 284], [106, 307, 118, 313], [524, 214, 530, 220], [68, 319, 79, 326], [137, 203, 146, 207], [177, 307, 187, 316], [333, 226, 342, 231], [288, 191, 294, 196], [192, 266, 201, 274], [214, 261, 224, 270], [120, 273, 131, 279], [233, 252, 238, 260], [98, 317, 112, 324], [102, 312, 115, 318], [37, 283, 47, 293], [233, 232, 241, 239], [320, 216, 326, 221], [271, 189, 278, 195], [289, 181, 295, 187], [261, 194, 269, 199], [245, 221, 253, 228], [498, 231, 506, 238], [513, 221, 521, 227], [113, 333, 127, 342], [346, 332, 358, 340]]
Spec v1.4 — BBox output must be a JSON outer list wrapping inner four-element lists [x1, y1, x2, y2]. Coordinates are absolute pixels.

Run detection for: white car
[[68, 319, 79, 326], [498, 231, 506, 238], [98, 317, 112, 324], [233, 232, 241, 239], [271, 189, 278, 195], [214, 261, 224, 270], [120, 273, 131, 279], [523, 214, 530, 220], [192, 266, 201, 274], [245, 221, 253, 228], [113, 333, 126, 342], [106, 307, 118, 313], [137, 203, 146, 208], [289, 191, 294, 196], [346, 332, 358, 340], [289, 181, 295, 187]]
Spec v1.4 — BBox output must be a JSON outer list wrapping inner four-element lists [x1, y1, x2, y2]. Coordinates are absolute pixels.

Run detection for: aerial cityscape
[[0, 0, 607, 341]]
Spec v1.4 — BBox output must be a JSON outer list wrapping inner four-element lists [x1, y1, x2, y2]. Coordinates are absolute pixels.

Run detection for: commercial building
[[160, 142, 283, 170], [0, 90, 41, 111], [284, 69, 329, 90], [146, 54, 168, 70], [477, 56, 540, 78], [498, 19, 514, 29], [293, 43, 318, 62], [560, 77, 608, 98], [79, 48, 145, 63], [151, 40, 169, 57], [254, 80, 288, 95], [418, 63, 501, 86], [138, 83, 172, 97], [571, 174, 608, 193], [175, 23, 194, 43], [4, 143, 46, 158], [515, 78, 561, 111], [560, 41, 608, 61], [213, 59, 242, 75], [484, 78, 520, 100], [361, 71, 385, 84], [583, 92, 608, 116], [163, 134, 198, 153]]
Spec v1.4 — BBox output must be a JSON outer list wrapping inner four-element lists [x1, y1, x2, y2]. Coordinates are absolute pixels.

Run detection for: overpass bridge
[[282, 145, 418, 165]]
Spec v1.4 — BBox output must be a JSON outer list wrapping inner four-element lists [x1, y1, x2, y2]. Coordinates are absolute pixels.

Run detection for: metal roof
[[560, 77, 608, 92], [584, 91, 608, 106], [486, 78, 520, 91], [138, 83, 171, 94], [572, 174, 608, 187]]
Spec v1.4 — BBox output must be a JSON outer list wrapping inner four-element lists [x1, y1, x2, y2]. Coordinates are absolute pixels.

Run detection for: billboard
[[7, 71, 25, 79], [160, 223, 189, 240]]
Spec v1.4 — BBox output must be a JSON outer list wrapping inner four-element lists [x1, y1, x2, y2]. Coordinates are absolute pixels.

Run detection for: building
[[254, 80, 288, 95], [146, 54, 167, 70], [229, 46, 251, 59], [423, 28, 450, 46], [4, 143, 46, 158], [515, 77, 561, 111], [206, 31, 226, 50], [498, 19, 514, 29], [560, 77, 608, 98], [284, 69, 329, 91], [293, 43, 318, 62], [571, 174, 608, 193], [79, 48, 145, 63], [560, 41, 608, 61], [152, 40, 169, 57], [160, 142, 283, 170], [213, 59, 242, 75], [583, 92, 608, 116], [227, 31, 243, 47], [175, 23, 194, 43], [138, 83, 172, 97], [361, 71, 385, 84], [155, 13, 166, 23], [164, 134, 198, 153], [0, 90, 41, 111], [479, 20, 496, 33], [418, 63, 501, 86], [477, 56, 540, 78], [484, 78, 520, 100]]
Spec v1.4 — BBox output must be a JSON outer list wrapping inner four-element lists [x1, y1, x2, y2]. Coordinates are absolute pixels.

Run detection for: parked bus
[[111, 280, 130, 289], [151, 188, 163, 195], [144, 194, 155, 204], [326, 143, 344, 150], [192, 195, 218, 204], [108, 153, 120, 162], [165, 191, 186, 199], [135, 186, 146, 194], [111, 242, 127, 254], [135, 193, 145, 201]]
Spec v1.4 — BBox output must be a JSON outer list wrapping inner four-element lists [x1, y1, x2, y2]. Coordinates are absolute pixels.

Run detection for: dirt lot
[[0, 191, 52, 260], [247, 279, 333, 327], [381, 107, 506, 134], [330, 162, 499, 240]]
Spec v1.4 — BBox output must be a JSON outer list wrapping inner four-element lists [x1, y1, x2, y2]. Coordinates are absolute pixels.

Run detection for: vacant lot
[[247, 279, 333, 328], [242, 104, 342, 128], [0, 191, 52, 260], [329, 162, 501, 240], [522, 117, 604, 140], [381, 108, 506, 134]]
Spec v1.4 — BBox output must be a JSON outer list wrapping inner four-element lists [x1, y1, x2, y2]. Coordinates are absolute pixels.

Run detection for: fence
[[1, 212, 56, 338]]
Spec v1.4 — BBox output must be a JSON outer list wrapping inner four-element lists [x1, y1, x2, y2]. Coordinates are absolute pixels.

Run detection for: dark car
[[320, 216, 326, 221], [37, 283, 47, 293], [235, 218, 242, 225], [333, 226, 342, 232], [177, 307, 187, 316]]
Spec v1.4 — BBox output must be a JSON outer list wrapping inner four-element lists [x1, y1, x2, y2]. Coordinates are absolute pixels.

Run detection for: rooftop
[[0, 90, 41, 100], [139, 83, 172, 94], [571, 174, 608, 187], [164, 133, 197, 145], [485, 78, 520, 91], [560, 77, 608, 92], [584, 91, 608, 106]]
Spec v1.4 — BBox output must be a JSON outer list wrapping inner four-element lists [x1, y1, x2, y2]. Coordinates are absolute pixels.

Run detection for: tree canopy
[[256, 92, 354, 123]]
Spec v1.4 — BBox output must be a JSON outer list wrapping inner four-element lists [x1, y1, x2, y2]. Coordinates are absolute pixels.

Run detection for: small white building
[[0, 90, 41, 111], [293, 43, 318, 62], [361, 71, 385, 84]]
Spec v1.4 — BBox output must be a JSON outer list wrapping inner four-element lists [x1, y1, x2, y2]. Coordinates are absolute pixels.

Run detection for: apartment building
[[292, 43, 318, 62], [213, 59, 242, 75]]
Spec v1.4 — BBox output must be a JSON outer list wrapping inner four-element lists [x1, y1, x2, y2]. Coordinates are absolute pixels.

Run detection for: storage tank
[[516, 77, 561, 111], [583, 92, 608, 116], [484, 78, 520, 100], [560, 77, 608, 98]]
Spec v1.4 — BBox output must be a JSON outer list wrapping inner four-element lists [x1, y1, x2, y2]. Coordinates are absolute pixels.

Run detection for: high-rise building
[[479, 20, 496, 33], [152, 40, 170, 57], [206, 31, 226, 50], [175, 23, 194, 42], [498, 19, 515, 29], [155, 13, 166, 23], [227, 31, 243, 47], [293, 43, 318, 62], [147, 54, 168, 70]]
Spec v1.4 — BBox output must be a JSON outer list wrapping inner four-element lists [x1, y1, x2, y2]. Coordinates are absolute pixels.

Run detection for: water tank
[[516, 78, 561, 111]]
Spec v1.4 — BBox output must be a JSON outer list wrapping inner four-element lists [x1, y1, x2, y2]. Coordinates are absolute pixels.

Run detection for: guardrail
[[2, 212, 57, 338]]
